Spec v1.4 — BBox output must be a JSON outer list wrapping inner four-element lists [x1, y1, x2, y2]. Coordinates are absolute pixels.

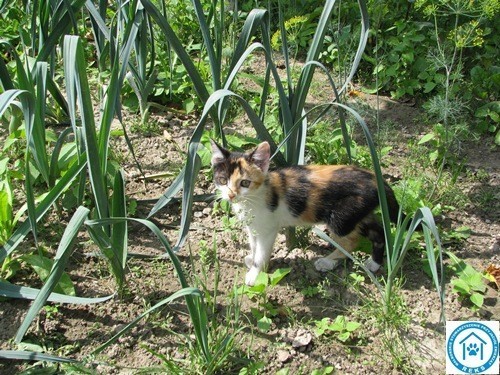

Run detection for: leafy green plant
[[197, 238, 217, 268], [300, 285, 320, 298], [311, 366, 335, 375], [314, 315, 362, 342], [474, 100, 500, 145], [364, 20, 440, 98], [416, 122, 471, 174], [306, 121, 378, 167], [146, 238, 249, 375], [447, 252, 488, 310], [271, 14, 318, 58], [236, 268, 291, 332]]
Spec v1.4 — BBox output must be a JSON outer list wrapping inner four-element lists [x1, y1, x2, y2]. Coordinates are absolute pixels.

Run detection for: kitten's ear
[[210, 139, 229, 166], [249, 142, 271, 173]]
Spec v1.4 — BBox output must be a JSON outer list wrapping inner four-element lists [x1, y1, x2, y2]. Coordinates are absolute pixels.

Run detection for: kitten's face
[[210, 140, 270, 202]]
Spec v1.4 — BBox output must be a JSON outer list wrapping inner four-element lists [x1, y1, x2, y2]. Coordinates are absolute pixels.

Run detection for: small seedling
[[447, 251, 487, 309], [314, 315, 361, 342], [198, 239, 217, 267], [213, 199, 240, 240], [42, 305, 60, 320], [311, 366, 334, 375], [236, 268, 291, 332], [300, 285, 320, 298]]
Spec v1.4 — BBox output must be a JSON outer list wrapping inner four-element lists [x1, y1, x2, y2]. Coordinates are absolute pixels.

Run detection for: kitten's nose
[[228, 191, 236, 200]]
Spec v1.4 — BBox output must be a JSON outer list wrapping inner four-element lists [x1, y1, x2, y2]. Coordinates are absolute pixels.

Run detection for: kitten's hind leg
[[314, 231, 359, 272], [361, 219, 385, 273]]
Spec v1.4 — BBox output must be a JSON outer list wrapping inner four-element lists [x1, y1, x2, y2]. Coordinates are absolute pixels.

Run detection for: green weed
[[313, 315, 362, 343], [447, 252, 488, 310], [236, 268, 291, 332]]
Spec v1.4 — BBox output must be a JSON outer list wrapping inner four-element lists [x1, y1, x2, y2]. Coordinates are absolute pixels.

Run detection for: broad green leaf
[[451, 278, 471, 294], [269, 268, 291, 286], [418, 133, 435, 145], [470, 293, 484, 308], [424, 81, 436, 93], [257, 316, 272, 332], [22, 254, 75, 296], [337, 332, 350, 342], [255, 271, 269, 287], [346, 321, 361, 332]]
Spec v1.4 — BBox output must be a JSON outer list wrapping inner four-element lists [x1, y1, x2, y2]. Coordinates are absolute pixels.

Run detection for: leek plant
[[0, 1, 232, 368], [142, 0, 368, 244], [144, 0, 444, 321]]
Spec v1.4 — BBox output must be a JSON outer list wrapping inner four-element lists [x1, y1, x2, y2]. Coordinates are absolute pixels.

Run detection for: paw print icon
[[467, 342, 479, 356], [460, 332, 486, 361]]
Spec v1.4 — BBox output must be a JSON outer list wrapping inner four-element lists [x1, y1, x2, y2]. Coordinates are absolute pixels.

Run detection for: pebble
[[277, 349, 291, 363], [291, 329, 312, 348]]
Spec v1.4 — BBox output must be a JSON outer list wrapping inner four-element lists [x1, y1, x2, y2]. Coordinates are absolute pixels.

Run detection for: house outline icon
[[459, 332, 487, 361]]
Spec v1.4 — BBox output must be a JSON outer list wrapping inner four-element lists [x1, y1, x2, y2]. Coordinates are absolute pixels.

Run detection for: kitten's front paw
[[245, 267, 260, 286], [314, 257, 340, 272], [244, 254, 253, 269]]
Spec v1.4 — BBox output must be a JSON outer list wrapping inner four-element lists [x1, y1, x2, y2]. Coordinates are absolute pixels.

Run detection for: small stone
[[292, 329, 312, 348], [277, 350, 291, 363]]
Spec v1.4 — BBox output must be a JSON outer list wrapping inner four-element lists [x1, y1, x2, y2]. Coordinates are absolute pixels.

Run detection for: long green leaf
[[15, 206, 90, 343], [192, 0, 220, 89], [0, 89, 39, 248], [32, 61, 49, 182], [312, 227, 383, 293], [147, 165, 186, 218], [63, 36, 109, 221], [35, 0, 88, 63], [0, 280, 114, 304], [91, 287, 201, 355], [48, 127, 75, 187], [99, 1, 143, 176], [85, 216, 210, 361], [0, 350, 77, 363], [111, 169, 127, 285], [0, 157, 86, 263], [140, 0, 210, 105]]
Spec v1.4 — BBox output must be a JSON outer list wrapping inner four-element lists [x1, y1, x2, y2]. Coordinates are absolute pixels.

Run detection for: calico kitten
[[210, 140, 402, 286]]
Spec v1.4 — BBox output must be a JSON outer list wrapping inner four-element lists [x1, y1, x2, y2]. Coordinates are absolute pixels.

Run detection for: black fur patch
[[213, 154, 243, 181], [266, 180, 280, 211], [316, 167, 379, 236], [283, 167, 312, 217]]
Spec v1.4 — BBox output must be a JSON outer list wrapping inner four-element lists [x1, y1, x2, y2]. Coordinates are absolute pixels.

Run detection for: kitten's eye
[[240, 179, 251, 188], [217, 177, 228, 185]]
